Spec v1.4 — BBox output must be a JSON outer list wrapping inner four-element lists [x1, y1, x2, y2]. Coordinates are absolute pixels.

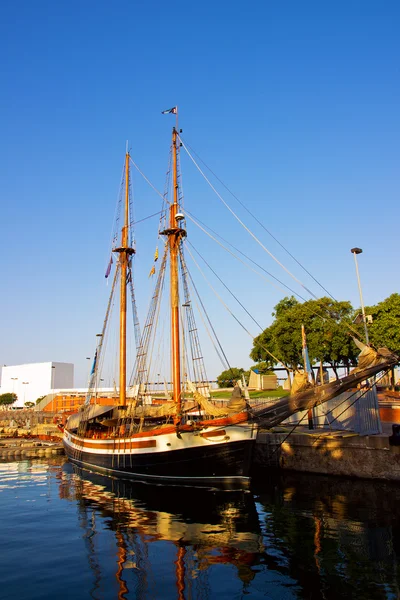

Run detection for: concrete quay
[[254, 424, 400, 481], [0, 438, 64, 460]]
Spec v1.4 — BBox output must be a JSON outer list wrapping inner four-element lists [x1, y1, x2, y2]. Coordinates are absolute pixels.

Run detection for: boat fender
[[389, 424, 400, 446]]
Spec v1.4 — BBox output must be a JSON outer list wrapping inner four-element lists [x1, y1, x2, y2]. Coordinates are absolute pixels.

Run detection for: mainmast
[[115, 151, 135, 406], [167, 128, 186, 416]]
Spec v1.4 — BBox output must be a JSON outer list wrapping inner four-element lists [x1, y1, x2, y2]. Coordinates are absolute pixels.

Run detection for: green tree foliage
[[216, 367, 245, 388], [365, 293, 400, 356], [251, 296, 359, 377], [36, 396, 46, 405], [24, 401, 35, 409], [0, 392, 17, 407]]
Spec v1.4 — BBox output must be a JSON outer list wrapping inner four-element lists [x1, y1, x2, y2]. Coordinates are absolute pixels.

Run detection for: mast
[[115, 150, 135, 406], [169, 128, 185, 415]]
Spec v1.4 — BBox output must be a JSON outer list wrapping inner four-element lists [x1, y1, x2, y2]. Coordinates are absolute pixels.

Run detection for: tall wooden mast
[[168, 128, 185, 415], [115, 151, 135, 406]]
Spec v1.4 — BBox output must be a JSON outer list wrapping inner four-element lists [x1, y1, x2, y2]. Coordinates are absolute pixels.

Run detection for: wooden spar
[[170, 127, 182, 415], [119, 152, 130, 406]]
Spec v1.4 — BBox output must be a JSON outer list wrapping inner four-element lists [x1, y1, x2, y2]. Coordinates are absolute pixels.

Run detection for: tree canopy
[[365, 293, 400, 356], [0, 393, 17, 407], [251, 296, 359, 376], [216, 367, 245, 388], [251, 293, 400, 378]]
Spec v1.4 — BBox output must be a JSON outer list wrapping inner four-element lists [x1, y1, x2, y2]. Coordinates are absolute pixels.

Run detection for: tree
[[251, 296, 359, 379], [24, 401, 35, 409], [365, 293, 400, 356], [217, 367, 245, 388], [0, 393, 17, 408], [36, 396, 46, 405]]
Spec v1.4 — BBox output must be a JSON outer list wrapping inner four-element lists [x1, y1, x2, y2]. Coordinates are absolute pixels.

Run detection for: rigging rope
[[129, 157, 170, 204], [180, 136, 337, 301], [185, 210, 362, 339], [179, 136, 318, 299], [184, 261, 231, 373], [184, 242, 286, 368]]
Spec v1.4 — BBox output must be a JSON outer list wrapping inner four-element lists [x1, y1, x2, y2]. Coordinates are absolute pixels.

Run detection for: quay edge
[[254, 428, 400, 481]]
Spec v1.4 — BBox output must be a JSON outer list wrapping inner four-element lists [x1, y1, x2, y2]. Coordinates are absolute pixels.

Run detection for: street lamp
[[51, 366, 56, 412], [351, 247, 369, 344], [22, 382, 29, 406], [10, 378, 18, 410]]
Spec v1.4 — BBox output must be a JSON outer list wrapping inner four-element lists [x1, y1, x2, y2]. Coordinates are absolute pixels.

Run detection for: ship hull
[[63, 422, 256, 487]]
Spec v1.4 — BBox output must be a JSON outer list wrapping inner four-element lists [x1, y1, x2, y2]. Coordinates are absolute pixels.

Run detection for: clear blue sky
[[1, 0, 399, 387]]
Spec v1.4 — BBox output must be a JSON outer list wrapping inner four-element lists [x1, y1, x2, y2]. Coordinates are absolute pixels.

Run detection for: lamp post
[[86, 357, 91, 387], [51, 366, 56, 413], [11, 377, 18, 408], [351, 247, 369, 345], [22, 382, 29, 406]]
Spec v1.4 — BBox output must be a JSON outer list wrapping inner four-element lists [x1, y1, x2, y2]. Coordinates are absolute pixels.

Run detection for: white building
[[0, 362, 74, 408]]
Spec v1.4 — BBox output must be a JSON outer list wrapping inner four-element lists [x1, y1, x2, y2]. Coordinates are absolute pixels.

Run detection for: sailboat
[[63, 117, 398, 486], [63, 125, 257, 486]]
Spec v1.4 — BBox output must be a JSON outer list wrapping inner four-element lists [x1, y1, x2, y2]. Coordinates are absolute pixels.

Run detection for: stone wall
[[255, 430, 400, 481]]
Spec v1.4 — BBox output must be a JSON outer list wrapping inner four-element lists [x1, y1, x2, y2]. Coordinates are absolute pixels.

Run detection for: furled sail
[[251, 345, 398, 428]]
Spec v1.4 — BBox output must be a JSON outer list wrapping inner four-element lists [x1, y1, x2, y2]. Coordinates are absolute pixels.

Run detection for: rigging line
[[179, 136, 318, 299], [144, 266, 166, 387], [106, 161, 126, 270], [131, 210, 164, 225], [180, 136, 337, 301], [186, 240, 264, 331], [187, 277, 231, 373], [185, 211, 300, 296], [186, 210, 362, 339], [183, 254, 231, 373], [266, 372, 386, 453], [310, 372, 388, 443], [129, 157, 171, 205], [184, 243, 286, 368]]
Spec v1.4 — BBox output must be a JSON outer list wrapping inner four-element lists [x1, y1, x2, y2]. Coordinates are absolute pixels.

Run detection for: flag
[[161, 107, 177, 114], [126, 270, 132, 284], [105, 256, 113, 278], [90, 350, 97, 376], [148, 265, 156, 277], [154, 246, 159, 261]]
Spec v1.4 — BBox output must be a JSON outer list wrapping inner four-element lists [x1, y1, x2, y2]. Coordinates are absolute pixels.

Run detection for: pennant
[[105, 256, 113, 278], [148, 265, 156, 277], [126, 270, 132, 284], [154, 246, 159, 261], [161, 107, 177, 114], [90, 350, 97, 376]]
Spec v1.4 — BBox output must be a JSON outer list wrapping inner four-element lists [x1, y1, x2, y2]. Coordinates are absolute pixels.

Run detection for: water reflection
[[55, 463, 400, 599], [62, 464, 264, 598], [252, 468, 400, 599]]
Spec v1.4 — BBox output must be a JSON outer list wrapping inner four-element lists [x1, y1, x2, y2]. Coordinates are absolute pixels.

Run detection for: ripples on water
[[0, 458, 400, 599]]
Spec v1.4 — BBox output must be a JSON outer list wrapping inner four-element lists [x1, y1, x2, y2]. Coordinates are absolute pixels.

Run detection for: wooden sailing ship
[[63, 115, 398, 486], [63, 124, 257, 486]]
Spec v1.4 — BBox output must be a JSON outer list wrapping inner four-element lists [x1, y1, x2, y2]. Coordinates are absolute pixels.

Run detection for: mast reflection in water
[[62, 463, 264, 599], [2, 458, 400, 599]]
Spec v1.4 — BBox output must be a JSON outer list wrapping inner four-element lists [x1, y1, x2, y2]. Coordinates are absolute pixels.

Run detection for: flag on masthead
[[161, 106, 177, 114]]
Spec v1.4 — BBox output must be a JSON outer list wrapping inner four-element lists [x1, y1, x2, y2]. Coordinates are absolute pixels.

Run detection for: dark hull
[[63, 438, 255, 488]]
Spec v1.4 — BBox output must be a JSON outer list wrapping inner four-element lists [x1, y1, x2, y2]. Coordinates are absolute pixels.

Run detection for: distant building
[[248, 371, 277, 391], [0, 362, 74, 408]]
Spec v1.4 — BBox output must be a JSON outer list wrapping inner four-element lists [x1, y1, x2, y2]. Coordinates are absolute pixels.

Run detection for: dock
[[255, 422, 400, 481]]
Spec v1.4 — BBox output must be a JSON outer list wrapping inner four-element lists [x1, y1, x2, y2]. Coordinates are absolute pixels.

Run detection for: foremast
[[115, 151, 135, 406]]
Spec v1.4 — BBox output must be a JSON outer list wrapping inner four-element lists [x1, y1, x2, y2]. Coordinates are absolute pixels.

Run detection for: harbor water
[[0, 457, 399, 599]]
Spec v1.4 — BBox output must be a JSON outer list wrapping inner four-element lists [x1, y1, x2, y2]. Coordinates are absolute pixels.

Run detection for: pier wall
[[254, 430, 400, 481]]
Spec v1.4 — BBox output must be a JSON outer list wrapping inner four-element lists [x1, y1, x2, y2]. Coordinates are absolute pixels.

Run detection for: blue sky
[[1, 0, 399, 387]]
